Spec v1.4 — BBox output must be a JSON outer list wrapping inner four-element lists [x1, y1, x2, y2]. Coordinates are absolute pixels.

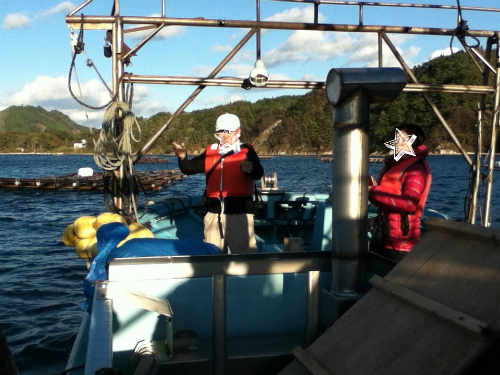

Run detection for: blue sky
[[1, 0, 499, 128]]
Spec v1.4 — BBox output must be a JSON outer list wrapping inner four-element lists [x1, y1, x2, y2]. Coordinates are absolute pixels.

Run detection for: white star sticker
[[384, 128, 416, 161]]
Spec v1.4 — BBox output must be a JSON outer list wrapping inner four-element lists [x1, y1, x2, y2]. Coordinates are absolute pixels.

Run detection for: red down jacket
[[369, 144, 431, 252]]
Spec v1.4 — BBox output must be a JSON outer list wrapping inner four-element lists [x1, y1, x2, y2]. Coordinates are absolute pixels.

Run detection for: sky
[[1, 0, 500, 129]]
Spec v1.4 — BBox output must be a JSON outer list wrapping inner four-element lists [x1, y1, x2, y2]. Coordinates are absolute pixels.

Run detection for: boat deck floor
[[142, 332, 302, 375], [279, 217, 500, 375]]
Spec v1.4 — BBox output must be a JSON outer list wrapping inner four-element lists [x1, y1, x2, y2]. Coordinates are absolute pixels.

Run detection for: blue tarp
[[82, 222, 219, 311]]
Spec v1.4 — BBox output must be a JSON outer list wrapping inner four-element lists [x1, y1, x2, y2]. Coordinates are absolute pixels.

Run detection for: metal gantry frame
[[66, 0, 499, 226]]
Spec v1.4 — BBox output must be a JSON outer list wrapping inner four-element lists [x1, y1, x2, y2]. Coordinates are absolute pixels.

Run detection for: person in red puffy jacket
[[369, 123, 431, 261]]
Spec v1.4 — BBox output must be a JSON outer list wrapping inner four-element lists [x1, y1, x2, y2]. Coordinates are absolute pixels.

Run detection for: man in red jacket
[[369, 123, 432, 261], [172, 113, 264, 254]]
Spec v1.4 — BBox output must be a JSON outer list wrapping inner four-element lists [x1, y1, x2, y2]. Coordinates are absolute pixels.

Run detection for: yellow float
[[72, 216, 97, 239], [75, 237, 98, 260], [93, 212, 127, 230], [62, 224, 79, 247], [117, 222, 154, 247]]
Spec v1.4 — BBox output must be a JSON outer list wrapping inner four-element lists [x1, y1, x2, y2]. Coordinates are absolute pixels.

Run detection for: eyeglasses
[[215, 129, 237, 134]]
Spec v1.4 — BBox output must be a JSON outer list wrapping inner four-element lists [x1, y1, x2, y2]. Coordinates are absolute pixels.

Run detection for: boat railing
[[104, 251, 332, 374]]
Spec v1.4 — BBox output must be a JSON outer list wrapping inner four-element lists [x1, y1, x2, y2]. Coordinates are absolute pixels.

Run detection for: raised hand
[[171, 141, 187, 159]]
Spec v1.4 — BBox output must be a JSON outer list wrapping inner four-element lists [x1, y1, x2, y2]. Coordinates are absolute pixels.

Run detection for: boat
[[62, 1, 500, 374]]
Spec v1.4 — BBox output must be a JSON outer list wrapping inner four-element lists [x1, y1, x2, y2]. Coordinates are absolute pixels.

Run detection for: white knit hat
[[215, 113, 240, 132]]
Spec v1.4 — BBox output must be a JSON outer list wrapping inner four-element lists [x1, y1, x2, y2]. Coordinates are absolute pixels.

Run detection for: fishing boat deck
[[61, 1, 500, 374], [280, 217, 500, 375]]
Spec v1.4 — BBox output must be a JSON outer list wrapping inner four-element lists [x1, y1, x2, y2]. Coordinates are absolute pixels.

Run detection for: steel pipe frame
[[121, 75, 495, 94], [381, 29, 498, 227], [330, 93, 370, 301], [111, 17, 125, 211], [269, 0, 500, 14], [457, 37, 497, 76], [256, 0, 262, 60], [380, 31, 474, 167], [68, 0, 500, 20], [134, 28, 257, 161], [482, 39, 500, 227], [68, 0, 93, 17], [69, 0, 166, 17], [67, 2, 498, 224], [306, 270, 320, 345], [66, 15, 499, 38], [467, 37, 494, 225], [123, 24, 165, 62]]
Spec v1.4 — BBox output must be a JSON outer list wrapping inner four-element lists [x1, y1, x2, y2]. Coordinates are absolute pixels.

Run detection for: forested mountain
[[369, 51, 488, 153], [0, 106, 93, 153], [0, 51, 495, 154], [0, 106, 87, 133], [143, 50, 494, 155]]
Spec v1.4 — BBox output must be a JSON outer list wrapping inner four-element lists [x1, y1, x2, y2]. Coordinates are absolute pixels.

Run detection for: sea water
[[0, 154, 498, 374]]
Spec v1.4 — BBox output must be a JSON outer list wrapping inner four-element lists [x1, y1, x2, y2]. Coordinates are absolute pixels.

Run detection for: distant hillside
[[0, 106, 87, 133], [138, 51, 494, 155], [0, 51, 495, 154]]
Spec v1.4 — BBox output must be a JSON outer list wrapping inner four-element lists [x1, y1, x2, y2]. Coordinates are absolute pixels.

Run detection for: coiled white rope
[[93, 101, 141, 171]]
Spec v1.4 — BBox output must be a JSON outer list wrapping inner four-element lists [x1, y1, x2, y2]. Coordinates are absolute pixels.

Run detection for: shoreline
[[0, 152, 497, 157]]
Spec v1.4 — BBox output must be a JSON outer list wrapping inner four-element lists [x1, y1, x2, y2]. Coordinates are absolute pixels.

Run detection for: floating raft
[[318, 156, 384, 163], [0, 170, 184, 192]]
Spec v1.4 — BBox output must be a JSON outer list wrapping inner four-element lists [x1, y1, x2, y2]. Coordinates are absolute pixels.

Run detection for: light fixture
[[249, 59, 269, 87], [103, 35, 112, 58], [247, 0, 269, 88]]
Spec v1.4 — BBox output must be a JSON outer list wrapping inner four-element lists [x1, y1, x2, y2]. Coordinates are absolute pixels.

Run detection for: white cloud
[[348, 34, 420, 67], [221, 63, 255, 78], [9, 76, 75, 105], [2, 13, 31, 30], [192, 62, 253, 78], [198, 93, 245, 107], [264, 7, 325, 23], [39, 2, 76, 17], [300, 73, 322, 81], [3, 2, 76, 30], [240, 7, 421, 70], [211, 44, 232, 53], [429, 47, 459, 60], [192, 65, 217, 77], [124, 85, 166, 118], [261, 29, 420, 69], [211, 7, 326, 68], [128, 25, 185, 41], [127, 15, 185, 41], [2, 76, 164, 128], [263, 31, 356, 67]]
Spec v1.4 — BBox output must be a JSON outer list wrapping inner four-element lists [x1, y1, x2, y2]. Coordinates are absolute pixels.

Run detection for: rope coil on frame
[[93, 101, 141, 171], [95, 101, 143, 221], [67, 16, 144, 221]]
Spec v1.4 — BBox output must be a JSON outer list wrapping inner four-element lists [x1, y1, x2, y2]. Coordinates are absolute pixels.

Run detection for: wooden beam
[[370, 275, 491, 338], [292, 346, 330, 375]]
